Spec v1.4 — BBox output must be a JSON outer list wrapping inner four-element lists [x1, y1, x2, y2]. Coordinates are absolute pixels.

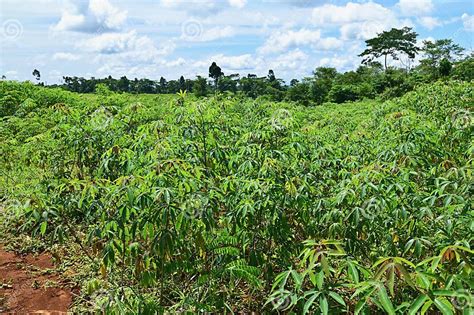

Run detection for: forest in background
[[13, 27, 474, 106]]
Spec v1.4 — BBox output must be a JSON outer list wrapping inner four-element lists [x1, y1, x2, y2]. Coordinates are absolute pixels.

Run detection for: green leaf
[[355, 299, 367, 315], [40, 221, 47, 235], [316, 270, 324, 290], [319, 295, 329, 315], [347, 261, 359, 283], [421, 299, 433, 314], [328, 291, 346, 306], [433, 298, 454, 315], [378, 286, 395, 315], [408, 294, 429, 315], [303, 292, 320, 315]]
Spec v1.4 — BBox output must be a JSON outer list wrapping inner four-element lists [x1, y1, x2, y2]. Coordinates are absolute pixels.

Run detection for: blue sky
[[0, 0, 473, 83]]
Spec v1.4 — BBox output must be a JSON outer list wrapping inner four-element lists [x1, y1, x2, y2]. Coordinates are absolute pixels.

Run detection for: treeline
[[26, 28, 474, 105]]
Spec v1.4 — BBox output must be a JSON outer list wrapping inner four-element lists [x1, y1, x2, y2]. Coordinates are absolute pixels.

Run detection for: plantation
[[0, 79, 472, 313]]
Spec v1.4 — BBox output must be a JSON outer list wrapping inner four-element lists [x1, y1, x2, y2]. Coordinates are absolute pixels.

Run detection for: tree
[[359, 27, 419, 71], [179, 76, 186, 91], [193, 76, 208, 97], [311, 67, 338, 104], [438, 58, 452, 77], [267, 69, 276, 82], [419, 39, 464, 79], [209, 62, 224, 90], [290, 79, 299, 87], [158, 77, 168, 94], [32, 69, 41, 81], [452, 53, 474, 81], [117, 76, 130, 92]]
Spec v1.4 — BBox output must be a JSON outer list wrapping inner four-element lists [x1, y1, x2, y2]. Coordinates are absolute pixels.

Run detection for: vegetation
[[4, 29, 471, 108], [0, 26, 473, 313], [1, 77, 472, 313]]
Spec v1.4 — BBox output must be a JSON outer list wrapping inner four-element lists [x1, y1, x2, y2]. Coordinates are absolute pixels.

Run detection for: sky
[[0, 0, 473, 84]]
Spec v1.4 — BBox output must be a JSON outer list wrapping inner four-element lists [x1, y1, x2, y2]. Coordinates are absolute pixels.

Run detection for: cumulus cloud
[[52, 0, 127, 33], [462, 13, 474, 31], [418, 16, 441, 30], [319, 54, 360, 71], [268, 49, 309, 71], [340, 18, 413, 40], [228, 0, 247, 9], [398, 0, 434, 16], [258, 28, 342, 54], [312, 2, 394, 25], [161, 0, 245, 15], [310, 1, 410, 41], [79, 30, 175, 66], [53, 52, 81, 61]]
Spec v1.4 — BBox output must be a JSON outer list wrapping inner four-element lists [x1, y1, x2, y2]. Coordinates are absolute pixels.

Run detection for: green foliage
[[360, 27, 419, 70], [1, 80, 472, 313], [193, 76, 209, 97]]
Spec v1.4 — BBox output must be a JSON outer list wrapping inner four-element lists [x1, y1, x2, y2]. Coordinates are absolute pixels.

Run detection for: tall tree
[[267, 69, 276, 82], [32, 69, 41, 81], [359, 27, 419, 71], [420, 39, 464, 79], [209, 62, 224, 90], [179, 75, 186, 91]]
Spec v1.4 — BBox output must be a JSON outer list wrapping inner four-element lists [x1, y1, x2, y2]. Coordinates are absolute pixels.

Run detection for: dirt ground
[[0, 246, 72, 314]]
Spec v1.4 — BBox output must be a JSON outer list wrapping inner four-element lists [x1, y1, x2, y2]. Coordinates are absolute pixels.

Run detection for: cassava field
[[0, 80, 473, 314]]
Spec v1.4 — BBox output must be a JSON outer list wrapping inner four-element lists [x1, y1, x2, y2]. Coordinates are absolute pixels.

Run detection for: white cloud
[[80, 31, 142, 54], [319, 54, 360, 71], [4, 70, 18, 79], [258, 28, 342, 54], [462, 13, 474, 32], [79, 30, 174, 66], [398, 0, 434, 16], [166, 58, 186, 67], [182, 25, 237, 42], [228, 0, 247, 9], [268, 49, 309, 72], [161, 0, 241, 15], [310, 1, 409, 41], [52, 0, 127, 33], [194, 54, 258, 71], [53, 52, 81, 61], [312, 2, 394, 25], [340, 18, 413, 40], [418, 16, 441, 30]]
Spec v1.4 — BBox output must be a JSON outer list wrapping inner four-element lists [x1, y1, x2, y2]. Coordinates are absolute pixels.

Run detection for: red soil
[[0, 247, 72, 314]]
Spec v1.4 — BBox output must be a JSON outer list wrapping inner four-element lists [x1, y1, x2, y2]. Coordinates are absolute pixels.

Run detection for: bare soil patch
[[0, 246, 72, 314]]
